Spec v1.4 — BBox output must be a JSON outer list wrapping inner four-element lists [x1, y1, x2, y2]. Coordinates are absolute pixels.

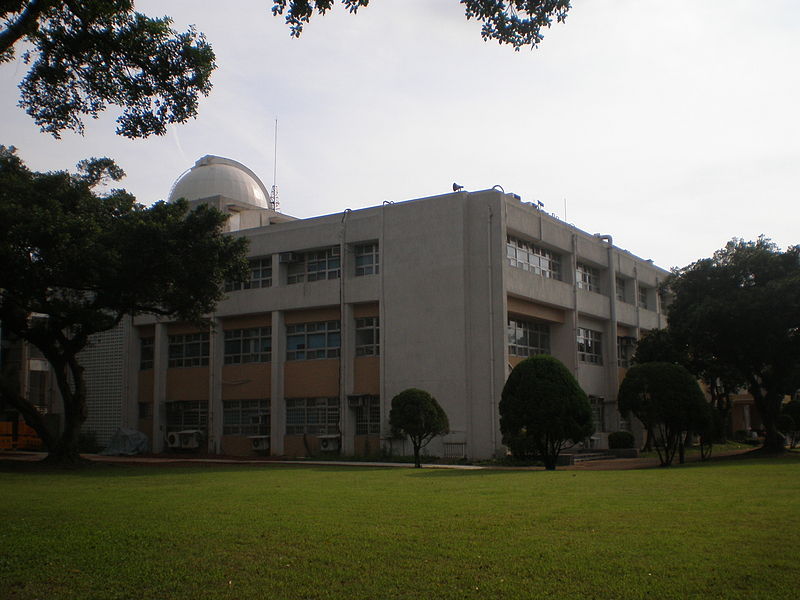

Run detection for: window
[[355, 396, 381, 435], [576, 262, 601, 293], [638, 285, 649, 309], [615, 277, 627, 302], [286, 321, 341, 360], [617, 336, 636, 368], [589, 396, 605, 432], [285, 397, 339, 435], [224, 327, 271, 364], [577, 327, 603, 364], [506, 236, 561, 280], [223, 400, 270, 435], [168, 333, 209, 367], [508, 318, 550, 357], [355, 243, 379, 276], [355, 317, 380, 356], [287, 247, 340, 284], [140, 337, 154, 370], [165, 400, 207, 430], [225, 257, 272, 292]]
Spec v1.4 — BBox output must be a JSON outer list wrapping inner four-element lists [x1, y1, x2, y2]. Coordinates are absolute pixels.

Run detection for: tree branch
[[0, 0, 54, 55]]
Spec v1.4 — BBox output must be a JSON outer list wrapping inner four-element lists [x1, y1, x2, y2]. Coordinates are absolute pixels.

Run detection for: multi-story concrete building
[[127, 155, 671, 460]]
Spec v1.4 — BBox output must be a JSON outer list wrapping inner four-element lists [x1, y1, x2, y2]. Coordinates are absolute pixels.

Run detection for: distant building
[[126, 156, 672, 459], [2, 155, 684, 459]]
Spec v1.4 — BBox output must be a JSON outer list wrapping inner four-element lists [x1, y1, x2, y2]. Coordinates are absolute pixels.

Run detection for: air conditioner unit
[[179, 430, 203, 449], [279, 252, 298, 263], [166, 431, 181, 449], [318, 435, 341, 453], [249, 435, 270, 452]]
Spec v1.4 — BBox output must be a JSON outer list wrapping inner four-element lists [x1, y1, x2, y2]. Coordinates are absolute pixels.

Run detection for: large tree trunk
[[750, 383, 785, 453], [41, 355, 90, 466]]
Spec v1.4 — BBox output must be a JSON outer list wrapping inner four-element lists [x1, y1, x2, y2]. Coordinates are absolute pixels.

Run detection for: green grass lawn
[[1, 456, 798, 600]]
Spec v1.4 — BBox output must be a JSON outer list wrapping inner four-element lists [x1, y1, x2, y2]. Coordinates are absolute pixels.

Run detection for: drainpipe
[[595, 234, 618, 431], [487, 202, 497, 453]]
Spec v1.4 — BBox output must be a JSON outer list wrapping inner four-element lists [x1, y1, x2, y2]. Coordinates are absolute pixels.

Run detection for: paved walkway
[[0, 448, 758, 470]]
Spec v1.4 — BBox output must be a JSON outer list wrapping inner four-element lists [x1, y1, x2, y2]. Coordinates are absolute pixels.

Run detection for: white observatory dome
[[168, 155, 271, 209]]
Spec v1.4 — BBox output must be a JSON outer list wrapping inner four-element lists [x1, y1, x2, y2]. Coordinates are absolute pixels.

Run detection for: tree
[[779, 399, 800, 449], [389, 388, 449, 468], [1, 0, 215, 138], [499, 355, 593, 470], [0, 146, 249, 464], [667, 238, 800, 453], [618, 362, 711, 467], [272, 0, 571, 49]]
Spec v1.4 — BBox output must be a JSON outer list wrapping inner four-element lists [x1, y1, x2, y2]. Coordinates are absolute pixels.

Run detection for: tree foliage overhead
[[0, 146, 249, 462], [666, 238, 800, 452], [389, 388, 449, 468], [618, 362, 710, 467], [272, 0, 571, 49], [0, 0, 215, 138], [499, 355, 592, 470]]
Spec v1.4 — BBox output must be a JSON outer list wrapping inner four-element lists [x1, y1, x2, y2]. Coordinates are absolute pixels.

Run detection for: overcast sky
[[2, 0, 798, 270]]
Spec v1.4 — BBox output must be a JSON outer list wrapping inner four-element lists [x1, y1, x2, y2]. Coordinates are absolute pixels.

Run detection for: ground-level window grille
[[223, 399, 269, 435], [285, 397, 339, 435], [354, 396, 380, 435]]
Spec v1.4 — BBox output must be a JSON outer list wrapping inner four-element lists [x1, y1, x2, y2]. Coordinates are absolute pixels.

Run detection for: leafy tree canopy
[[618, 362, 711, 466], [666, 237, 800, 452], [499, 355, 592, 470], [389, 388, 449, 468], [0, 0, 215, 138], [272, 0, 571, 49], [0, 146, 249, 462]]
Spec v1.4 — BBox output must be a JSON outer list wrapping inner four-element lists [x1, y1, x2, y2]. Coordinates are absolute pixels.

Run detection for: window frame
[[506, 235, 561, 280], [354, 242, 380, 276], [224, 327, 272, 364], [285, 397, 340, 435], [355, 317, 380, 356], [223, 399, 270, 435], [576, 262, 601, 293], [577, 327, 603, 365], [167, 333, 209, 368], [287, 247, 341, 284], [507, 318, 551, 357], [286, 320, 341, 361], [225, 256, 272, 292]]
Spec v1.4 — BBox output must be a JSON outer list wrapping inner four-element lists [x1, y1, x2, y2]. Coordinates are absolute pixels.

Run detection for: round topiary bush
[[608, 430, 635, 449]]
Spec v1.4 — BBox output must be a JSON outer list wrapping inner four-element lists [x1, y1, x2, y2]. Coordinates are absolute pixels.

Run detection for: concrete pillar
[[152, 322, 168, 453], [270, 310, 285, 455], [208, 317, 223, 454]]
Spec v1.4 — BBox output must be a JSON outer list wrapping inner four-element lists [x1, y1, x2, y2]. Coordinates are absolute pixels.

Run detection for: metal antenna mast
[[270, 118, 280, 211]]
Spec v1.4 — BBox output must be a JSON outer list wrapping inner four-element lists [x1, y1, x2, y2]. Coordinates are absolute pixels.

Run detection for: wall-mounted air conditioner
[[166, 431, 181, 449], [249, 435, 270, 452], [178, 430, 203, 449], [318, 435, 341, 453]]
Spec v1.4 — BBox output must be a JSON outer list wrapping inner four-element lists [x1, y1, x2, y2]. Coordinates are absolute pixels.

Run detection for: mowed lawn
[[1, 457, 798, 600]]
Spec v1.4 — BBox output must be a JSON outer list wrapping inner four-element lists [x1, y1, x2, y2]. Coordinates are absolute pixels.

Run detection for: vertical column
[[340, 302, 355, 454], [152, 322, 168, 453], [270, 310, 285, 455], [605, 243, 620, 432], [208, 317, 223, 454], [121, 317, 138, 429]]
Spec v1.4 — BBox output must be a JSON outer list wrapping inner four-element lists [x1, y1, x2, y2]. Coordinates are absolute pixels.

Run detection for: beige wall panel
[[352, 302, 379, 318], [221, 314, 271, 330], [167, 323, 206, 336], [509, 355, 525, 368], [284, 307, 340, 325], [284, 360, 340, 396], [138, 370, 154, 403], [507, 296, 566, 323], [221, 364, 271, 400], [354, 435, 380, 456], [166, 368, 209, 400], [353, 357, 379, 394], [221, 435, 257, 456], [284, 434, 321, 457]]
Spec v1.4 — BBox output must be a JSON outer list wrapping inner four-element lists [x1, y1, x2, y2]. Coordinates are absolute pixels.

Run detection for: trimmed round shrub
[[608, 431, 635, 449]]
